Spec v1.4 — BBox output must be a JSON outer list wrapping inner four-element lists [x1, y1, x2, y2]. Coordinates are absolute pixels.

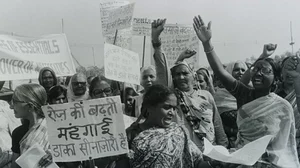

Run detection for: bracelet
[[205, 46, 214, 54], [152, 40, 162, 48]]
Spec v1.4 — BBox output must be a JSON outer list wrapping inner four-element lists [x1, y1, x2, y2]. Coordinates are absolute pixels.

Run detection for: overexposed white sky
[[0, 0, 299, 67]]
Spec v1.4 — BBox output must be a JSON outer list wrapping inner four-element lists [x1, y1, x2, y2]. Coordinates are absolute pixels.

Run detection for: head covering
[[171, 61, 199, 89], [67, 73, 90, 102], [225, 61, 247, 76], [38, 67, 58, 88]]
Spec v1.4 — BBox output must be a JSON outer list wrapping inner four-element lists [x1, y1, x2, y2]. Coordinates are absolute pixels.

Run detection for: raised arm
[[151, 19, 172, 87], [193, 15, 236, 91], [240, 44, 277, 85], [284, 55, 300, 113]]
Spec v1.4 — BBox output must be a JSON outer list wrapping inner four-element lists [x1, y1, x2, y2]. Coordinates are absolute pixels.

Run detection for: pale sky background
[[0, 0, 300, 68]]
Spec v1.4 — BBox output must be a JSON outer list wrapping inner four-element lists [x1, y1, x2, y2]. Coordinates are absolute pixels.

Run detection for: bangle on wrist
[[152, 39, 161, 48], [205, 46, 214, 54]]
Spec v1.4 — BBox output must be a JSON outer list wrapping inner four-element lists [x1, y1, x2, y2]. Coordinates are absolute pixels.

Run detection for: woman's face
[[197, 74, 208, 90], [232, 63, 246, 80], [91, 81, 112, 99], [50, 93, 67, 105], [42, 71, 54, 89], [173, 65, 194, 92], [147, 94, 177, 128], [10, 94, 30, 119], [251, 60, 275, 90], [71, 75, 87, 96], [141, 69, 156, 90], [281, 59, 294, 85]]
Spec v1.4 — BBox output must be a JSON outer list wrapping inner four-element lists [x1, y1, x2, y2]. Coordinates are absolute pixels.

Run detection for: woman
[[214, 61, 248, 148], [48, 85, 68, 105], [0, 94, 21, 168], [38, 67, 58, 93], [116, 84, 217, 168], [196, 67, 215, 95], [151, 18, 228, 150], [89, 75, 114, 99], [277, 56, 300, 160], [67, 73, 90, 102], [10, 84, 51, 168], [193, 14, 299, 167]]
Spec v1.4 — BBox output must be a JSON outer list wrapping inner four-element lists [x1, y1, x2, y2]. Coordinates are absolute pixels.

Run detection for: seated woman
[[10, 84, 50, 168], [151, 18, 228, 150], [48, 85, 68, 105], [116, 84, 217, 168], [193, 14, 299, 167]]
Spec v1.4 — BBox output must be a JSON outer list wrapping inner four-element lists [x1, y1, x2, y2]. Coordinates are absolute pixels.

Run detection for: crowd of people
[[1, 14, 300, 168]]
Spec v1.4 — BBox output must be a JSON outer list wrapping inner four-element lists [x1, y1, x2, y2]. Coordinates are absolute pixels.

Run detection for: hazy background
[[0, 0, 299, 68]]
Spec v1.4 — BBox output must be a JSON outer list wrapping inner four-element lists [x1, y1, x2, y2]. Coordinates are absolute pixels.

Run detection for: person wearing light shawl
[[150, 18, 228, 151], [67, 73, 90, 102], [193, 14, 299, 167], [38, 67, 58, 94], [277, 55, 300, 161], [214, 61, 247, 148], [196, 67, 215, 95]]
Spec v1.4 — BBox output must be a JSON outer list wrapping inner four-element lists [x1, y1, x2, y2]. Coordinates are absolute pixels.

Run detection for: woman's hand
[[284, 54, 300, 80], [151, 18, 166, 42], [193, 15, 212, 43], [259, 44, 277, 59], [176, 49, 197, 62], [38, 150, 53, 168]]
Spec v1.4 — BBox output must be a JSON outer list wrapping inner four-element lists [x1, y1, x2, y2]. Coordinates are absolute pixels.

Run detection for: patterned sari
[[129, 123, 203, 168], [284, 90, 300, 161], [236, 93, 299, 168], [20, 118, 49, 154]]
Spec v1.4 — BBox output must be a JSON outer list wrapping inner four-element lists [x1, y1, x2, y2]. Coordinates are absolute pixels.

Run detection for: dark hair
[[89, 75, 112, 97], [48, 85, 67, 102], [141, 84, 176, 118], [281, 56, 291, 70], [254, 58, 281, 91]]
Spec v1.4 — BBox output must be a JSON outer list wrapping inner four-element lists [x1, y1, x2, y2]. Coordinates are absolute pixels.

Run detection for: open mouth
[[253, 77, 263, 85]]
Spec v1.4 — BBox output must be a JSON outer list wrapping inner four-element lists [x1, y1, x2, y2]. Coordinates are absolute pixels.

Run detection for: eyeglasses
[[10, 99, 27, 106], [252, 67, 273, 75], [93, 87, 112, 96], [72, 82, 87, 86]]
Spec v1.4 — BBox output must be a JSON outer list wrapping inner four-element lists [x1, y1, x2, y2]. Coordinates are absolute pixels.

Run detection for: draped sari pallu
[[175, 90, 215, 150], [20, 118, 49, 154], [236, 93, 299, 168], [129, 123, 203, 168]]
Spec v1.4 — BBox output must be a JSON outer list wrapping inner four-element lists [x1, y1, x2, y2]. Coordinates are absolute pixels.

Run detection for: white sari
[[236, 93, 299, 167]]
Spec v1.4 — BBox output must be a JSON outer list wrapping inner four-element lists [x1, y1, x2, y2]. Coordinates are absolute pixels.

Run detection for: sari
[[20, 118, 49, 154], [129, 122, 203, 168], [236, 93, 299, 168], [0, 100, 20, 168], [175, 89, 228, 151], [284, 90, 300, 161]]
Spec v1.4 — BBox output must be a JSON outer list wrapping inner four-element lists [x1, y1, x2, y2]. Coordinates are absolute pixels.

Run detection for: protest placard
[[100, 0, 129, 35], [132, 18, 152, 36], [106, 3, 135, 34], [152, 24, 200, 70], [0, 34, 76, 81], [105, 28, 132, 50], [42, 96, 129, 162], [104, 43, 140, 85]]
